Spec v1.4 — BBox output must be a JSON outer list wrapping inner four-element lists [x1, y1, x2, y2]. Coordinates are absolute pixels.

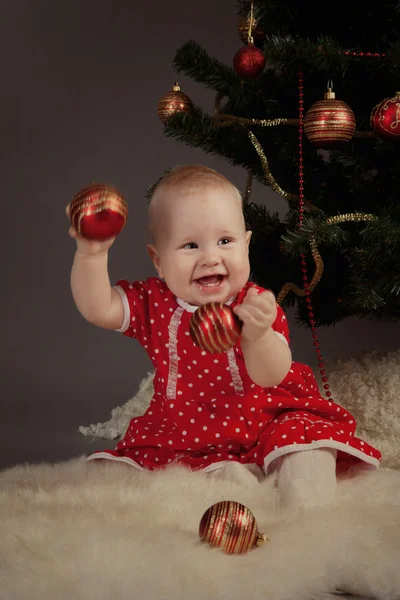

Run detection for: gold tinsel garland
[[213, 93, 378, 304], [218, 115, 299, 128], [243, 129, 378, 304], [247, 130, 320, 213], [276, 212, 377, 305], [213, 95, 319, 212], [214, 112, 376, 138]]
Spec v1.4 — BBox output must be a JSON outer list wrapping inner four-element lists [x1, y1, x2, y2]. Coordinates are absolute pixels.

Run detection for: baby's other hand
[[233, 288, 277, 343], [66, 204, 116, 257]]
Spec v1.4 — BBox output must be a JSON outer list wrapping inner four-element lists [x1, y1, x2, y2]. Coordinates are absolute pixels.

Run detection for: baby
[[68, 165, 381, 510]]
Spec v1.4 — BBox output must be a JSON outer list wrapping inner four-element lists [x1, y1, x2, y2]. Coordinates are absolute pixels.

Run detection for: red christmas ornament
[[199, 501, 268, 554], [190, 302, 242, 353], [233, 41, 266, 80], [370, 91, 400, 140], [304, 86, 356, 148], [69, 184, 128, 241]]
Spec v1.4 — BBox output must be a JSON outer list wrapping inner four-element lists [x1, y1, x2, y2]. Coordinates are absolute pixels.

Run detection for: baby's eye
[[184, 242, 198, 249], [218, 238, 231, 245]]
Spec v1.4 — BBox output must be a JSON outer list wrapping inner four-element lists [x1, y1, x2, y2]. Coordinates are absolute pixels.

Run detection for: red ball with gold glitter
[[304, 87, 356, 148], [370, 91, 400, 140], [233, 42, 266, 80], [199, 500, 268, 554], [190, 303, 242, 353], [69, 183, 128, 241], [157, 82, 194, 124]]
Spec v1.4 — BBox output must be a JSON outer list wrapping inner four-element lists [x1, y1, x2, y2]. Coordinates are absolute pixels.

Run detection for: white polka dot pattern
[[88, 278, 382, 472]]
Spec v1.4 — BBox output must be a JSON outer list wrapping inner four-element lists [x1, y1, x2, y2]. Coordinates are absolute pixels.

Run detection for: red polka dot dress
[[87, 277, 381, 473]]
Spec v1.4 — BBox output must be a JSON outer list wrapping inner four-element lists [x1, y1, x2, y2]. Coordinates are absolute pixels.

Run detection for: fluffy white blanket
[[1, 457, 400, 600], [79, 349, 400, 469], [2, 349, 399, 599]]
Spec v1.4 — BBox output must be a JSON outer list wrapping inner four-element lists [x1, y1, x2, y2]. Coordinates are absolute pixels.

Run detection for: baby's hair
[[146, 164, 242, 203], [147, 165, 243, 242]]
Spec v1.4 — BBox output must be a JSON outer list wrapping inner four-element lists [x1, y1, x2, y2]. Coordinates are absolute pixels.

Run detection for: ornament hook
[[247, 0, 254, 44]]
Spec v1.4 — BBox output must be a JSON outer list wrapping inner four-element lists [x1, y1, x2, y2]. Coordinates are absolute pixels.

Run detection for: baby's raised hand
[[66, 204, 116, 257], [233, 288, 277, 343]]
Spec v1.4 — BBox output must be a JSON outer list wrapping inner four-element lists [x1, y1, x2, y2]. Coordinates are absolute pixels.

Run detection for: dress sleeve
[[113, 279, 151, 343], [272, 304, 290, 346]]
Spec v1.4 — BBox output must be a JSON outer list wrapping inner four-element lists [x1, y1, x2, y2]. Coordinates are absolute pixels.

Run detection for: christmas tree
[[156, 0, 400, 328]]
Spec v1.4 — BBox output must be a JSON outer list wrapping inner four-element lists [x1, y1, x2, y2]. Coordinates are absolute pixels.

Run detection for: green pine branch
[[155, 0, 400, 326], [173, 40, 239, 94], [163, 110, 269, 183]]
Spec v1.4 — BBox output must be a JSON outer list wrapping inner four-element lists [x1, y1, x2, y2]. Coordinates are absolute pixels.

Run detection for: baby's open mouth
[[194, 275, 225, 288]]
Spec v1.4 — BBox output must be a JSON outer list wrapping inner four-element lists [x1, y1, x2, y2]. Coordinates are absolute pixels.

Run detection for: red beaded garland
[[342, 51, 385, 57], [297, 71, 332, 399]]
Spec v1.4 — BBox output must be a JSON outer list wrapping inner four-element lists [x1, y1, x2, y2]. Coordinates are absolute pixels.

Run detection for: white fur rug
[[1, 456, 400, 600]]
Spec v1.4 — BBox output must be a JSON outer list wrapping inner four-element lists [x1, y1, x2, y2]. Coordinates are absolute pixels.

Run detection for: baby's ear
[[245, 230, 252, 247], [147, 244, 164, 278]]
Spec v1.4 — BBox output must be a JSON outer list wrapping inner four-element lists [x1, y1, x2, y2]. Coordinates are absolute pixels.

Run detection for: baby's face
[[147, 184, 251, 306]]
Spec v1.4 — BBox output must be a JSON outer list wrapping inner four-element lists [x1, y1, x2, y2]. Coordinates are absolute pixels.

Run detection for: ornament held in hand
[[304, 86, 356, 147], [190, 302, 242, 353], [69, 184, 128, 241], [233, 41, 266, 80], [199, 500, 268, 554], [157, 82, 193, 123], [370, 91, 400, 140]]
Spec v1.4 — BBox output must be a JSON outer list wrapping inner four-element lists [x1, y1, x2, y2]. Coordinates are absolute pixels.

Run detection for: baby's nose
[[201, 250, 221, 266]]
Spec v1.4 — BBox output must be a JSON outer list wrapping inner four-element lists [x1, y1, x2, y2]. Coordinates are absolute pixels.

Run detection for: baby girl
[[68, 165, 380, 510]]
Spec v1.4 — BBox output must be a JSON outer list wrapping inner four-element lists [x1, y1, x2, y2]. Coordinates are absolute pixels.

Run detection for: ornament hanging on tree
[[157, 82, 193, 123], [199, 500, 268, 554], [69, 184, 128, 241], [233, 40, 266, 80], [370, 91, 400, 140], [233, 1, 265, 80], [190, 302, 242, 353], [304, 83, 356, 148], [237, 16, 264, 44]]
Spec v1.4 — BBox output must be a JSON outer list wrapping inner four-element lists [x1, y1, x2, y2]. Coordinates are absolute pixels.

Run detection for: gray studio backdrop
[[1, 0, 399, 470]]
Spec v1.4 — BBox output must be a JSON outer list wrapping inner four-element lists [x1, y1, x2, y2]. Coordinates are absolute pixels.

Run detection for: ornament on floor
[[370, 91, 400, 139], [190, 302, 242, 353], [69, 183, 128, 241], [157, 82, 194, 123], [237, 16, 264, 44], [304, 81, 356, 147], [233, 41, 266, 80], [199, 500, 268, 554]]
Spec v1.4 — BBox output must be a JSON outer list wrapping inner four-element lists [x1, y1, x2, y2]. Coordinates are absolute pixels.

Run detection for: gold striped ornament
[[304, 86, 356, 147], [199, 500, 268, 554], [69, 183, 128, 241], [157, 82, 193, 124], [190, 303, 242, 353]]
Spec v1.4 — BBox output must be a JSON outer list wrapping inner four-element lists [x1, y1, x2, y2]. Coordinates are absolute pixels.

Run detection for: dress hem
[[86, 453, 258, 474], [263, 439, 380, 473], [86, 452, 145, 470]]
